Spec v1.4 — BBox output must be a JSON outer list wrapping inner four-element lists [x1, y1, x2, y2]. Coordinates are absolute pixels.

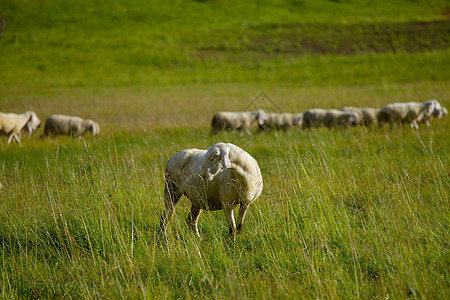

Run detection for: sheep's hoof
[[229, 226, 237, 239]]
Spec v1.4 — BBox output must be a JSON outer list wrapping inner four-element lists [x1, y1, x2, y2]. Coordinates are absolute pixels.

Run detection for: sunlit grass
[[1, 125, 448, 298], [1, 0, 449, 297]]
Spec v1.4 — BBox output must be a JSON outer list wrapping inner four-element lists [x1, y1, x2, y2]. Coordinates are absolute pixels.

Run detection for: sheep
[[341, 107, 364, 126], [342, 106, 380, 127], [360, 107, 380, 127], [259, 113, 303, 132], [377, 100, 438, 129], [160, 142, 263, 240], [43, 114, 100, 138], [417, 100, 447, 127], [211, 110, 266, 134], [323, 109, 359, 128], [302, 108, 328, 129], [0, 111, 41, 145]]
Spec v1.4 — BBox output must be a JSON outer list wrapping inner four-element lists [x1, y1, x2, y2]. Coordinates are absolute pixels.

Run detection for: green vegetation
[[1, 0, 449, 298]]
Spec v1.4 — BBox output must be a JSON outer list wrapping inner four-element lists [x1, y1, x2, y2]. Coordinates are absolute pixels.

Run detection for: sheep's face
[[251, 110, 266, 126], [432, 101, 443, 119], [257, 110, 267, 126], [26, 112, 41, 134], [422, 100, 438, 119], [201, 144, 231, 183], [88, 121, 100, 135], [293, 115, 303, 126]]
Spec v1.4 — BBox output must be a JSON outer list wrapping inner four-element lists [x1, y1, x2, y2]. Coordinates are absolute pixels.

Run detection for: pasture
[[1, 0, 449, 298]]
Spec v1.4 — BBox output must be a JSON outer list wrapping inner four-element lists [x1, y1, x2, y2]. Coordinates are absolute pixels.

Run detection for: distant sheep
[[341, 107, 364, 126], [342, 107, 380, 127], [377, 100, 439, 129], [360, 107, 380, 127], [260, 113, 303, 132], [160, 142, 263, 239], [302, 108, 327, 129], [324, 109, 359, 128], [0, 111, 41, 145], [44, 114, 100, 138], [211, 110, 266, 134]]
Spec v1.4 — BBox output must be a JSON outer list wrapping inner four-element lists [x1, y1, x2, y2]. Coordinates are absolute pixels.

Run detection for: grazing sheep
[[302, 108, 327, 129], [44, 114, 100, 138], [360, 107, 380, 127], [0, 111, 41, 145], [211, 110, 266, 134], [323, 109, 359, 128], [260, 113, 303, 132], [160, 142, 263, 240], [341, 107, 364, 126], [377, 100, 438, 129], [417, 100, 447, 127], [342, 107, 380, 127]]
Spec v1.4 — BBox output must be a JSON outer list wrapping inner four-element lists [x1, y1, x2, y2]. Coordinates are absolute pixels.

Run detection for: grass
[[1, 0, 450, 298], [1, 127, 449, 298]]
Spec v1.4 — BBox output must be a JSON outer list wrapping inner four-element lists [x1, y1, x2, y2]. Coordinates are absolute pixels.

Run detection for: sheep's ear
[[221, 147, 231, 168]]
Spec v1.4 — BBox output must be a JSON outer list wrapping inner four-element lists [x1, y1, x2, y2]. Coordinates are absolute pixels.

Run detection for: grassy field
[[1, 0, 449, 298]]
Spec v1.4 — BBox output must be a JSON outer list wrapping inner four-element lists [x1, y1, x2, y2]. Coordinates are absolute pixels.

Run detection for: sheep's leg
[[187, 206, 202, 236], [160, 175, 181, 234], [14, 135, 22, 146], [7, 134, 21, 146], [236, 203, 249, 232], [6, 134, 13, 145], [223, 204, 237, 240]]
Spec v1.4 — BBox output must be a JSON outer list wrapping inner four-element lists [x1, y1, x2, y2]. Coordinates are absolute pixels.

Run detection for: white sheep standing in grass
[[211, 110, 266, 134], [259, 113, 303, 132], [43, 114, 100, 138], [323, 109, 359, 128], [302, 108, 328, 129], [377, 100, 440, 129], [160, 142, 263, 240], [0, 111, 41, 145]]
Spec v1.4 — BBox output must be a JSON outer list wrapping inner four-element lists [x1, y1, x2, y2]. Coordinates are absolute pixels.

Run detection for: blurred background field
[[0, 0, 449, 298]]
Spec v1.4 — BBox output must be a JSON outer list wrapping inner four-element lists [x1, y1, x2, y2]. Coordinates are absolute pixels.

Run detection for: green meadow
[[1, 0, 449, 298]]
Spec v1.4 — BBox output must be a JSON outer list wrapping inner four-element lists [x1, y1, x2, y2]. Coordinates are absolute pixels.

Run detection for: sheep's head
[[293, 114, 303, 127], [87, 120, 100, 136], [430, 100, 444, 119], [201, 143, 231, 183], [422, 99, 439, 118], [25, 111, 41, 135], [252, 110, 267, 127]]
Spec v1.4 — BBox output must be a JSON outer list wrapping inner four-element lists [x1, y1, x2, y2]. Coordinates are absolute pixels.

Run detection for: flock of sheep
[[0, 112, 100, 145], [1, 99, 447, 239], [211, 99, 447, 134], [1, 99, 446, 146], [0, 111, 263, 239]]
